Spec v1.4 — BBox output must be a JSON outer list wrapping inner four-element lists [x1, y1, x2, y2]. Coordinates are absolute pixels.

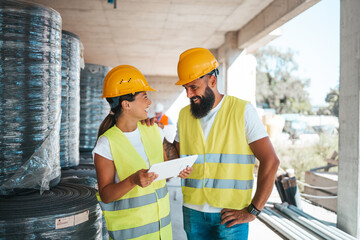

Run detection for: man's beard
[[190, 86, 215, 119]]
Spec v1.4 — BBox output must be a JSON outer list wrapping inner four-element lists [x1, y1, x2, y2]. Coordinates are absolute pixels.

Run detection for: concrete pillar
[[214, 31, 243, 95], [337, 0, 360, 237]]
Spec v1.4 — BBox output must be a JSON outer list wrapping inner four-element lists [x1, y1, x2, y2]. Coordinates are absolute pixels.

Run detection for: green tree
[[255, 46, 312, 114], [325, 87, 339, 117]]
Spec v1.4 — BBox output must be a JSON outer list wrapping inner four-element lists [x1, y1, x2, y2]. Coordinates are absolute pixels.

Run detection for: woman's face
[[128, 92, 152, 120]]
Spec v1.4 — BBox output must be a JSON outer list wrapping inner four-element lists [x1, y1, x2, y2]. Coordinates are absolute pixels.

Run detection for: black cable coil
[[60, 164, 109, 239], [0, 183, 103, 239], [79, 64, 110, 151], [61, 164, 98, 189], [60, 30, 81, 168], [0, 0, 62, 195], [80, 151, 94, 165]]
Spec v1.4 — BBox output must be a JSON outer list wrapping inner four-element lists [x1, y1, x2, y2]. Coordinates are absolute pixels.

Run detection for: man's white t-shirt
[[92, 126, 165, 183], [174, 96, 268, 213]]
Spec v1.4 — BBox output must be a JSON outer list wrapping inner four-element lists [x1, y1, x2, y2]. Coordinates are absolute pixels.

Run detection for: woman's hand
[[178, 166, 193, 179], [131, 169, 158, 188]]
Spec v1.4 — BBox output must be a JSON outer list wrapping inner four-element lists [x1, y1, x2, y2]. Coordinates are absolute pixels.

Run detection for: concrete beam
[[237, 0, 320, 49], [338, 1, 360, 238]]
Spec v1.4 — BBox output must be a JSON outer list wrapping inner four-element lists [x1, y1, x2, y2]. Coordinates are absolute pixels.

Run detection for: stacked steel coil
[[0, 183, 103, 239], [79, 64, 110, 151], [60, 30, 81, 168], [0, 0, 62, 195]]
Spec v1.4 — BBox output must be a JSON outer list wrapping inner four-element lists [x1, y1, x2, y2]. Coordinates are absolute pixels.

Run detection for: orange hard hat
[[102, 65, 157, 98], [176, 47, 219, 85]]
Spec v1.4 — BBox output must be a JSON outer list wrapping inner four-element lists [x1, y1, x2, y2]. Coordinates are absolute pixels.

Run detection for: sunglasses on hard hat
[[199, 69, 219, 79]]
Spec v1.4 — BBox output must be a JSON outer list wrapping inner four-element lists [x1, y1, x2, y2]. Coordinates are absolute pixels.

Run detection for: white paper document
[[148, 155, 198, 181]]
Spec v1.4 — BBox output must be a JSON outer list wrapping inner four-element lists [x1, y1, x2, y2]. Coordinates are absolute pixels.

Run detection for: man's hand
[[220, 207, 256, 228], [178, 166, 193, 179], [140, 117, 157, 126]]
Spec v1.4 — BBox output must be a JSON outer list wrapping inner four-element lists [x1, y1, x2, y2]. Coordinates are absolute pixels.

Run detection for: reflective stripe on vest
[[98, 123, 172, 240], [109, 214, 171, 240], [98, 185, 168, 211], [181, 178, 254, 190], [181, 153, 255, 164], [178, 96, 255, 210]]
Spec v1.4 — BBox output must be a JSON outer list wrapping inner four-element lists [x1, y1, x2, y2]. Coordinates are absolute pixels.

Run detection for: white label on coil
[[75, 210, 89, 225], [55, 216, 75, 229]]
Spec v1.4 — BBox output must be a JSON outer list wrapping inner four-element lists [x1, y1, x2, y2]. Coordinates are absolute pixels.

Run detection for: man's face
[[183, 76, 215, 119]]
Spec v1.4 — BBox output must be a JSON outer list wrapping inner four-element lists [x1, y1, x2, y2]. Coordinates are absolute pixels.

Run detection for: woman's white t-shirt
[[92, 126, 165, 183]]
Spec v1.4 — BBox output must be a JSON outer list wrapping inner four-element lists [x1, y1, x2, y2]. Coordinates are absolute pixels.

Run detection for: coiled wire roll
[[60, 164, 98, 189], [60, 30, 81, 168], [60, 164, 109, 239], [0, 183, 102, 239], [80, 151, 94, 165], [0, 0, 62, 195], [79, 64, 110, 151]]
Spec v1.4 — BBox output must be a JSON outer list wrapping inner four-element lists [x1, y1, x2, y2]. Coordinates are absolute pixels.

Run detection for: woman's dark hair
[[97, 92, 140, 138]]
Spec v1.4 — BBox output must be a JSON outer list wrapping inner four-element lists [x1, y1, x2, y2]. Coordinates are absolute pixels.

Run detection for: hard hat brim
[[101, 86, 157, 98]]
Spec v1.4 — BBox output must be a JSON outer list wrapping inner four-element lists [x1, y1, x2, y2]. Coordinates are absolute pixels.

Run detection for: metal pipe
[[275, 203, 342, 240], [263, 208, 318, 240], [265, 207, 319, 240], [288, 205, 357, 240], [259, 209, 300, 240]]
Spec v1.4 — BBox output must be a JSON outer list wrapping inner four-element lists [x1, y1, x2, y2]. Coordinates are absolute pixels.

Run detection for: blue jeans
[[183, 206, 249, 240]]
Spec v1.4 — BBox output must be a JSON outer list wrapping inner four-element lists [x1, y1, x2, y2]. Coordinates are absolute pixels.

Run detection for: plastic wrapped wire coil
[[0, 0, 62, 195], [80, 151, 94, 165], [0, 183, 102, 239], [60, 30, 81, 168], [79, 64, 110, 151], [60, 164, 98, 189]]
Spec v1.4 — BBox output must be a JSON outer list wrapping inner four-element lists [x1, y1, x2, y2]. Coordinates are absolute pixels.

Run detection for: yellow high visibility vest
[[178, 95, 255, 210], [97, 123, 172, 240]]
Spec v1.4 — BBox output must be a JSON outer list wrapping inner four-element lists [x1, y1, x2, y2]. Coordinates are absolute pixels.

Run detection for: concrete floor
[[167, 177, 337, 240]]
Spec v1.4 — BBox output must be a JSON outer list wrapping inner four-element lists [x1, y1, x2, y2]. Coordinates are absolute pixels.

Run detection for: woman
[[93, 65, 191, 240]]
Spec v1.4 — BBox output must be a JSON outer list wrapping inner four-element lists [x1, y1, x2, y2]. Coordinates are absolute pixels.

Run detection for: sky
[[267, 0, 340, 107]]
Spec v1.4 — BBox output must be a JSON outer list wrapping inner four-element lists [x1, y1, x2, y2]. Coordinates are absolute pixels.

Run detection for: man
[[167, 47, 279, 240], [155, 103, 173, 128]]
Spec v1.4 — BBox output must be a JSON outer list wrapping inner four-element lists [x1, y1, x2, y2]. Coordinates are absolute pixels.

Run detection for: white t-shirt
[[175, 96, 268, 213], [92, 126, 165, 183]]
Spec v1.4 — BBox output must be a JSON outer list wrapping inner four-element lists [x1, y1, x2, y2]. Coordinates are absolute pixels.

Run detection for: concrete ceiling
[[27, 0, 274, 76]]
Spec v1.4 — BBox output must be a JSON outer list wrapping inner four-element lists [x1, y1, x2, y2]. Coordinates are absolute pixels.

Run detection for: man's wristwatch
[[247, 203, 261, 216]]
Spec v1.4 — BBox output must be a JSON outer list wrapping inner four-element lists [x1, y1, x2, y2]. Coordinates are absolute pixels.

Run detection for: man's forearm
[[251, 159, 279, 210], [249, 137, 280, 210]]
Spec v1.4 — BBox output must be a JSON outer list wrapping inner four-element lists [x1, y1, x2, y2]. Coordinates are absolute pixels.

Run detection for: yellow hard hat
[[176, 47, 219, 85], [102, 65, 157, 98]]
